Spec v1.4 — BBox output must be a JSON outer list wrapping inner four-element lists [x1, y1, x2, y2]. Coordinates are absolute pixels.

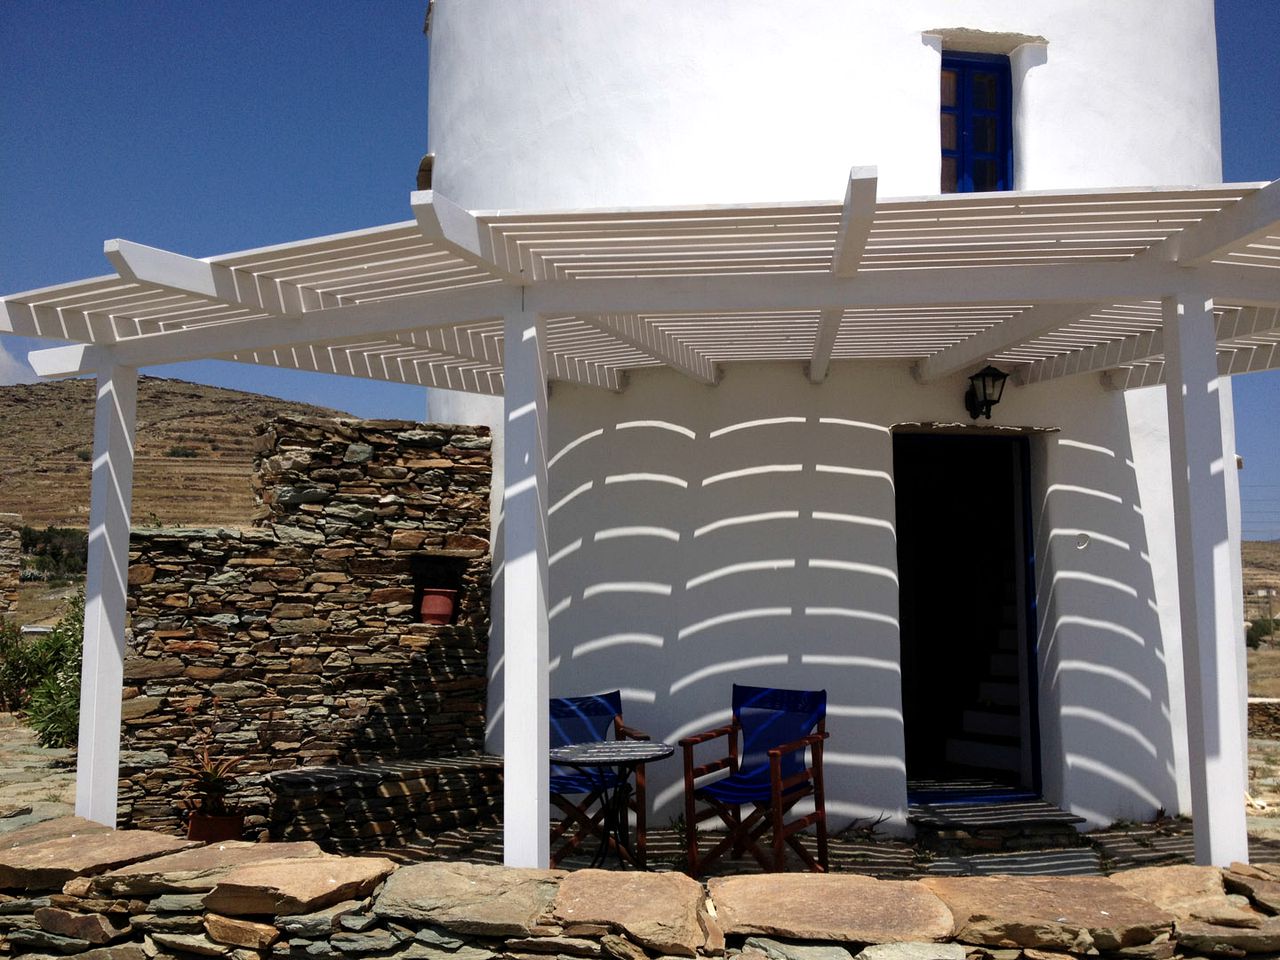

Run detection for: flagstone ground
[[5, 713, 1280, 879]]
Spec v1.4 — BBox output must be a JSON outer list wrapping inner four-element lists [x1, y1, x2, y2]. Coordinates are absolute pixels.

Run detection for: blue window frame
[[941, 53, 1012, 193]]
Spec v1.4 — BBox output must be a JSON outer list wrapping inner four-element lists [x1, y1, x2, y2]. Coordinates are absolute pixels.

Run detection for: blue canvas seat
[[680, 684, 829, 875], [549, 690, 651, 866]]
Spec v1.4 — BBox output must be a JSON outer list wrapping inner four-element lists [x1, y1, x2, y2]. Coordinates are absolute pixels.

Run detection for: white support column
[[501, 308, 551, 867], [75, 362, 138, 826], [1162, 291, 1249, 866]]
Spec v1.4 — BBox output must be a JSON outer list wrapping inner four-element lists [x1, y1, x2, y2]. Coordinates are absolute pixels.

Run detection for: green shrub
[[23, 592, 84, 749], [165, 445, 199, 458], [74, 448, 91, 462], [19, 526, 88, 578], [0, 593, 84, 747], [1249, 618, 1277, 649], [0, 619, 32, 711]]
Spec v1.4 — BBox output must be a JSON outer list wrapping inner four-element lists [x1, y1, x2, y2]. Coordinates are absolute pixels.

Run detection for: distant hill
[[0, 377, 350, 529], [1245, 539, 1280, 595]]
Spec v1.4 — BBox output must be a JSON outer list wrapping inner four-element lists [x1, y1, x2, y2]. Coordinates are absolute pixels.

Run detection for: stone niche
[[119, 416, 495, 842]]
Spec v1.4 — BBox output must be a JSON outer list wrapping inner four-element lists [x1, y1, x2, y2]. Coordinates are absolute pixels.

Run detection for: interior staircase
[[942, 597, 1024, 776]]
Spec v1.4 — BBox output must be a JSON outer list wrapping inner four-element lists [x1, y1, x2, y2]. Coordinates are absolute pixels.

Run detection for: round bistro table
[[549, 739, 674, 868]]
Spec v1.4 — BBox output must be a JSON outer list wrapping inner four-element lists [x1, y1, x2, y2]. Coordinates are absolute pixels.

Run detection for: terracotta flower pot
[[419, 587, 458, 625], [187, 812, 244, 842]]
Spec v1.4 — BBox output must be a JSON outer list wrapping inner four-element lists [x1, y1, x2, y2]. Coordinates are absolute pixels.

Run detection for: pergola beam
[[105, 239, 325, 315], [832, 166, 878, 278], [584, 314, 719, 385], [808, 309, 843, 383], [523, 260, 1272, 317], [808, 167, 877, 383], [411, 190, 524, 283], [1177, 178, 1280, 266], [1024, 306, 1280, 386], [914, 302, 1101, 382]]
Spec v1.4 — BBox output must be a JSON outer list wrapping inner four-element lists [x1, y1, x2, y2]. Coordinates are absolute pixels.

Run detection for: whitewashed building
[[4, 0, 1279, 868]]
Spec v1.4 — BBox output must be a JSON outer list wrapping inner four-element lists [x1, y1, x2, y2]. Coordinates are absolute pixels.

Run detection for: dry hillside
[[1245, 540, 1280, 594], [0, 377, 349, 529]]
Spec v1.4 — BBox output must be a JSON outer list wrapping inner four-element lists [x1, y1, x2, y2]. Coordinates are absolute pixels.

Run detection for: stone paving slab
[[374, 860, 564, 935], [1110, 864, 1261, 928], [554, 869, 706, 957], [0, 816, 109, 851], [86, 838, 325, 895], [204, 853, 395, 916], [0, 827, 197, 891], [920, 875, 1177, 952], [709, 874, 954, 944]]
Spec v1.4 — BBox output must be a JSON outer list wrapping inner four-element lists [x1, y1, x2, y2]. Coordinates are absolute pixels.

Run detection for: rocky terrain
[[0, 377, 349, 530]]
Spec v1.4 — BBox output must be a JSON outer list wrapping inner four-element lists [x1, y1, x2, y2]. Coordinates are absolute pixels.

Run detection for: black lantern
[[964, 365, 1009, 420]]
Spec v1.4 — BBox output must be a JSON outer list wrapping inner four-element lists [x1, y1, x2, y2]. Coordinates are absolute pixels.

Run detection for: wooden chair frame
[[681, 714, 829, 876]]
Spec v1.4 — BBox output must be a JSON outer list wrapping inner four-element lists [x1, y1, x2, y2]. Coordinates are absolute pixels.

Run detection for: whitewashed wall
[[535, 364, 1188, 828], [429, 0, 1221, 207]]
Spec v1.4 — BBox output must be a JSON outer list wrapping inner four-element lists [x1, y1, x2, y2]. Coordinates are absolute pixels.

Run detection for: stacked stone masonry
[[8, 818, 1280, 959], [119, 417, 497, 843], [0, 515, 20, 617]]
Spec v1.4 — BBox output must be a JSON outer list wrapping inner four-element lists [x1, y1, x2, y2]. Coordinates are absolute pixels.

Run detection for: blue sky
[[1, 2, 1277, 538]]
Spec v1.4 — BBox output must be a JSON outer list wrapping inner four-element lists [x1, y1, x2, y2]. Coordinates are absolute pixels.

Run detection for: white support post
[[501, 308, 551, 867], [1162, 291, 1249, 866], [75, 362, 138, 827]]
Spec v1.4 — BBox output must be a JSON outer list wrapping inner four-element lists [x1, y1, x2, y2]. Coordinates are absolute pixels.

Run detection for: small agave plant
[[174, 747, 245, 817]]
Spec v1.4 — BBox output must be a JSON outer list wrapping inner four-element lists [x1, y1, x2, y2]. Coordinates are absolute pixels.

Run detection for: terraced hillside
[[0, 377, 350, 529], [1245, 540, 1280, 594]]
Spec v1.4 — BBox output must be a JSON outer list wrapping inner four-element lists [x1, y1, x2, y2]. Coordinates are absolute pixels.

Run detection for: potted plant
[[175, 747, 246, 842]]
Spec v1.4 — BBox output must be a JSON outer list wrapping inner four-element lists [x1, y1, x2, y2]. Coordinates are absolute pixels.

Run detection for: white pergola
[[4, 169, 1279, 867]]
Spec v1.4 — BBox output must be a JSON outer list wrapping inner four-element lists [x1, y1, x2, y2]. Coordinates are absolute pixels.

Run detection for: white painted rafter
[[26, 285, 518, 376], [1177, 179, 1280, 266], [911, 302, 1100, 382], [411, 190, 524, 283], [584, 314, 719, 385], [1024, 306, 1280, 386], [224, 341, 505, 395], [6, 181, 1279, 398]]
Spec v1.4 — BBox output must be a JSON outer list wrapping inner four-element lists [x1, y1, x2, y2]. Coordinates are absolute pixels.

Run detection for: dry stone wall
[[6, 816, 1280, 960], [119, 417, 494, 840], [0, 514, 20, 617]]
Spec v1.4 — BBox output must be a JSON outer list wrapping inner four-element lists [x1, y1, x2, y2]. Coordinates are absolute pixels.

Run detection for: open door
[[894, 432, 1039, 791]]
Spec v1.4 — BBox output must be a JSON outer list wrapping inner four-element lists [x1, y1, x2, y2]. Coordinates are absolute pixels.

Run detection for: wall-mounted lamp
[[965, 365, 1009, 420]]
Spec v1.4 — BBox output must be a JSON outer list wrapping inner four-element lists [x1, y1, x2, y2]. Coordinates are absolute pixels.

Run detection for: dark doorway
[[894, 432, 1038, 789]]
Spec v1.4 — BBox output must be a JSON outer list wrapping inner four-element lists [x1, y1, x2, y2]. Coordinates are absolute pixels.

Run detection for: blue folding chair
[[549, 690, 651, 867], [680, 684, 828, 875]]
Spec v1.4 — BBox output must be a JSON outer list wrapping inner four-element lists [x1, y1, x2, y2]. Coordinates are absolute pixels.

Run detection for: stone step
[[908, 794, 1089, 855], [977, 680, 1019, 707], [961, 708, 1019, 738], [925, 846, 1103, 876], [944, 737, 1021, 773], [265, 754, 503, 852], [988, 652, 1019, 678]]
